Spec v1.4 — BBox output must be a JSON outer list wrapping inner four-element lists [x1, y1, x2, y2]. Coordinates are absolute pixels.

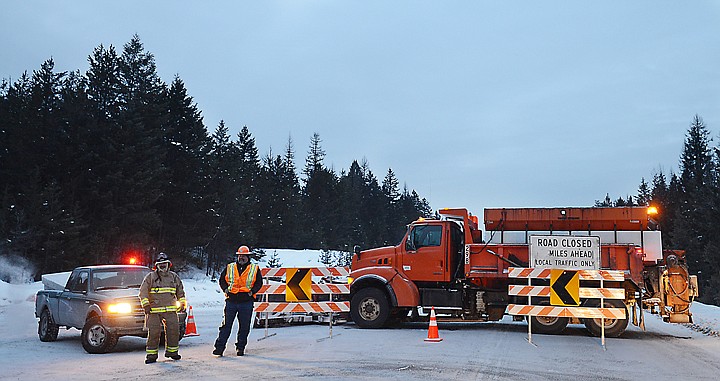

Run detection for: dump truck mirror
[[406, 237, 416, 252], [353, 245, 361, 256]]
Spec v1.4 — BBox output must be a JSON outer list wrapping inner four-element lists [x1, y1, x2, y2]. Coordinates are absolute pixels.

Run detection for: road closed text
[[530, 236, 600, 270]]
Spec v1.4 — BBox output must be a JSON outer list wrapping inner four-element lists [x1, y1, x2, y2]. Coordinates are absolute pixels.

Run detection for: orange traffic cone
[[424, 307, 443, 342], [184, 305, 200, 337]]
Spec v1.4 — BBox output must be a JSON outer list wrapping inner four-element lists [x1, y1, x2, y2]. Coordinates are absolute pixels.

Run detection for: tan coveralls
[[139, 270, 186, 358]]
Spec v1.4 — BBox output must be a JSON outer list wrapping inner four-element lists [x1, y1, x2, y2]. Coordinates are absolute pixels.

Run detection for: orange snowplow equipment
[[484, 207, 656, 232]]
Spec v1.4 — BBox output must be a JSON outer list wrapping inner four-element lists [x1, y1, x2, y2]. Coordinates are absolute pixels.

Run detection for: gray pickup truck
[[35, 265, 187, 354]]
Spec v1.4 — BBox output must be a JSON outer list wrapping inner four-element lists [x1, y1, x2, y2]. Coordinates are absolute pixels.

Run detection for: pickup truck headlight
[[107, 303, 133, 314]]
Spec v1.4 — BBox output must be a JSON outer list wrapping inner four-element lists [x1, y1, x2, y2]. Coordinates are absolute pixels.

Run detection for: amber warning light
[[647, 206, 659, 215], [128, 257, 137, 265]]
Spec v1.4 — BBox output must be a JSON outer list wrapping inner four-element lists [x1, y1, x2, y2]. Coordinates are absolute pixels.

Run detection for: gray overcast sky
[[3, 1, 720, 217]]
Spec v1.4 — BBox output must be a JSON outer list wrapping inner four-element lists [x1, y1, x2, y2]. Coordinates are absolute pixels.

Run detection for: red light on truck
[[128, 257, 137, 265]]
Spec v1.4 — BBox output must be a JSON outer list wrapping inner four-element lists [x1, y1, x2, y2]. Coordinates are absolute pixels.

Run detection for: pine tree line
[[0, 36, 432, 279], [599, 115, 720, 305]]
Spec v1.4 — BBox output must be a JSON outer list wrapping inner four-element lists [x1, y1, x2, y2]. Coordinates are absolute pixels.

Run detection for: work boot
[[145, 355, 158, 364], [165, 352, 181, 360], [212, 348, 223, 357], [236, 349, 244, 356]]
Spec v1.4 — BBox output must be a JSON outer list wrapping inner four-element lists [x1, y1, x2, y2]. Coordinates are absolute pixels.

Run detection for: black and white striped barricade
[[255, 267, 350, 341], [506, 267, 626, 348]]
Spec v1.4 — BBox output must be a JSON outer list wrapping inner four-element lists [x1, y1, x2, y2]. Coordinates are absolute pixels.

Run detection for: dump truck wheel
[[582, 299, 628, 338], [526, 300, 569, 334], [38, 308, 59, 342], [528, 313, 569, 335], [351, 288, 390, 328]]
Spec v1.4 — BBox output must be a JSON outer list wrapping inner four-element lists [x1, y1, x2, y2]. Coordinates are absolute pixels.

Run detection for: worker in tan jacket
[[139, 253, 186, 364]]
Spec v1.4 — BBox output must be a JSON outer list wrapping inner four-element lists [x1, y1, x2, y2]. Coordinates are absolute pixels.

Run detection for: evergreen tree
[[233, 125, 262, 245], [267, 250, 282, 268], [594, 193, 613, 207], [206, 121, 238, 274], [319, 249, 332, 266], [636, 177, 652, 206], [381, 168, 402, 246], [86, 44, 121, 120], [303, 132, 325, 181], [258, 138, 302, 248], [301, 133, 338, 248], [155, 76, 214, 257], [673, 115, 716, 301]]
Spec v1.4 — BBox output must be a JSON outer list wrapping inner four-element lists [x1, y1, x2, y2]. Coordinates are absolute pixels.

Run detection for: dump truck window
[[409, 225, 442, 250]]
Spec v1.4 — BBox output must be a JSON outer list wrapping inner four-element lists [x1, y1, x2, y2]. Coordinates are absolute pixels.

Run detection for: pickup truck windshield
[[93, 268, 151, 291]]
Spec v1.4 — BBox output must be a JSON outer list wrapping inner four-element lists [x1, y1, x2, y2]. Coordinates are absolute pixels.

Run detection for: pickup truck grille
[[133, 304, 145, 315]]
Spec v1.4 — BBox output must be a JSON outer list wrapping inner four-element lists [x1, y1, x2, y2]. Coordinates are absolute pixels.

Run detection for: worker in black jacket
[[212, 245, 263, 356]]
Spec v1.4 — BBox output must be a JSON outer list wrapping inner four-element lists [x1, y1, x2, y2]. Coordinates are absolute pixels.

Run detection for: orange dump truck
[[348, 207, 698, 337]]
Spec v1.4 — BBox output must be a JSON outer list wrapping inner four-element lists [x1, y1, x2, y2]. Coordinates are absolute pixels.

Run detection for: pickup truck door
[[402, 224, 446, 282], [59, 270, 90, 328]]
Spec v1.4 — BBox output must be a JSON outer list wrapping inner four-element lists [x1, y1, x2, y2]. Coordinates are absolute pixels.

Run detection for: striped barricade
[[255, 267, 350, 341], [506, 267, 626, 320]]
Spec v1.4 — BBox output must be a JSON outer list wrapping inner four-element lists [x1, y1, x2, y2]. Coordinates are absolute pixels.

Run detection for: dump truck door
[[402, 223, 446, 282]]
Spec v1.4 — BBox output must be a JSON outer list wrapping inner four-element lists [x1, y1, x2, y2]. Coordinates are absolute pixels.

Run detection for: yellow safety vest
[[226, 263, 259, 295]]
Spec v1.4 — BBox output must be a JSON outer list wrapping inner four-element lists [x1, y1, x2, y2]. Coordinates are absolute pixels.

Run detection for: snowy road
[[2, 281, 720, 381]]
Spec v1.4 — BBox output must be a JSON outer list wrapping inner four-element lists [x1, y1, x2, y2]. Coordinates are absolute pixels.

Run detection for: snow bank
[[687, 302, 720, 337], [257, 248, 343, 268]]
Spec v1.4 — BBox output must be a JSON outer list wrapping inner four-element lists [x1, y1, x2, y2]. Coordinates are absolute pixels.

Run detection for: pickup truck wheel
[[38, 309, 59, 342], [351, 288, 390, 328], [81, 316, 118, 354], [582, 299, 628, 338]]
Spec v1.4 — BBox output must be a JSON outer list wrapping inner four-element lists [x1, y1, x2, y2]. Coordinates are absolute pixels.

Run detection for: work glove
[[178, 303, 186, 313], [143, 305, 151, 315]]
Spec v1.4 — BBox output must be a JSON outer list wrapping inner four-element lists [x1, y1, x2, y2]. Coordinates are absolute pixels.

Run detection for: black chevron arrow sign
[[550, 269, 580, 306], [286, 268, 311, 302]]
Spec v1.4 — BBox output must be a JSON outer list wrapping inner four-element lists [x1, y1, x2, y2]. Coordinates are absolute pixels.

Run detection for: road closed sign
[[529, 235, 600, 270]]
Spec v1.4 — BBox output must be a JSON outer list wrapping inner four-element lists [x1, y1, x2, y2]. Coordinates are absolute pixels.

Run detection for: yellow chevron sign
[[550, 269, 580, 306], [285, 268, 312, 302]]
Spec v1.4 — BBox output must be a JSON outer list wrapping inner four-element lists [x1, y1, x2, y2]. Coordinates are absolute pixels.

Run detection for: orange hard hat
[[237, 245, 250, 255]]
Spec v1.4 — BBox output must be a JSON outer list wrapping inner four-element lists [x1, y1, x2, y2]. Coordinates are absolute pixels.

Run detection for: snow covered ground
[[2, 250, 720, 380]]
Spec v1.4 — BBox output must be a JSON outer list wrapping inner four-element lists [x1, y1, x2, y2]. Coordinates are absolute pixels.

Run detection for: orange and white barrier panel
[[508, 285, 625, 299], [507, 267, 624, 282], [261, 267, 350, 278], [253, 301, 350, 313], [506, 304, 626, 319], [258, 283, 350, 295]]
